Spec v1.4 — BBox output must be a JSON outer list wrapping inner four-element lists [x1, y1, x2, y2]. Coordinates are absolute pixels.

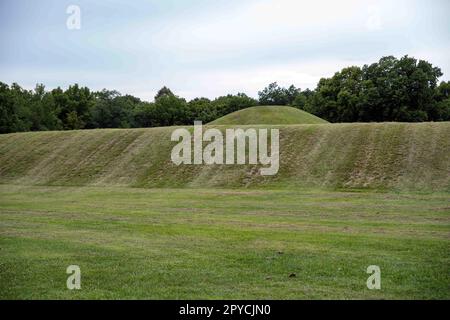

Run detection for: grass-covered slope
[[0, 122, 449, 191], [209, 106, 328, 125]]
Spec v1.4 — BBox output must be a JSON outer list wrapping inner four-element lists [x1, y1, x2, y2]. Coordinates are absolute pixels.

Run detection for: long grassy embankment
[[0, 122, 449, 191]]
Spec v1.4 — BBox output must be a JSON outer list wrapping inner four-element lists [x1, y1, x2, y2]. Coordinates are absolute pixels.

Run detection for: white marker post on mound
[[171, 121, 279, 176]]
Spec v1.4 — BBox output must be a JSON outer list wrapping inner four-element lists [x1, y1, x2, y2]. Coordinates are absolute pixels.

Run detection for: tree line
[[259, 56, 450, 122], [0, 84, 256, 133], [1, 55, 449, 134]]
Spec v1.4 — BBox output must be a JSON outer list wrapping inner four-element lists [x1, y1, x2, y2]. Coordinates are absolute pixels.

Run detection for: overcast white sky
[[1, 0, 449, 101]]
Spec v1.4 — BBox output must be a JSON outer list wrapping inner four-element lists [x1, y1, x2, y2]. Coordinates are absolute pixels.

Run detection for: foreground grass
[[0, 185, 449, 299]]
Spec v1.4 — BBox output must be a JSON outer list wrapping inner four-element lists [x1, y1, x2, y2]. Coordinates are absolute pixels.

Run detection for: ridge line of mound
[[209, 106, 328, 125]]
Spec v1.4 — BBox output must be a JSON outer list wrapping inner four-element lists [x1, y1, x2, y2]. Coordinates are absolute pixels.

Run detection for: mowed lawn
[[0, 185, 449, 299]]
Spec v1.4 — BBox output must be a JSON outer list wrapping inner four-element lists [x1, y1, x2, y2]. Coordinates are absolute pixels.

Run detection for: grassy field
[[0, 113, 449, 299], [0, 184, 449, 299], [209, 106, 329, 125]]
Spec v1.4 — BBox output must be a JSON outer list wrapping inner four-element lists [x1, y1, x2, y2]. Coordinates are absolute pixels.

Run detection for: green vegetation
[[0, 122, 448, 191], [0, 122, 449, 299], [1, 55, 449, 300], [1, 55, 449, 134], [0, 185, 448, 299], [302, 56, 450, 123], [209, 106, 328, 125], [0, 82, 256, 133], [261, 56, 450, 123]]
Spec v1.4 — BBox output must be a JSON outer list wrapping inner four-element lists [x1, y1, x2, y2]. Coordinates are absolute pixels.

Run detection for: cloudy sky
[[1, 0, 449, 101]]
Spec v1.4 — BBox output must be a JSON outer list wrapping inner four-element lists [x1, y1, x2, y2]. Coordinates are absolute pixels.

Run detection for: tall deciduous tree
[[306, 56, 446, 122], [154, 86, 174, 100], [258, 82, 299, 106]]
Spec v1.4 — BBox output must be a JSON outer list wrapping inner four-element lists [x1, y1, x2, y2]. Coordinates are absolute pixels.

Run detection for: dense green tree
[[360, 56, 442, 121], [292, 88, 313, 109], [29, 84, 62, 131], [0, 82, 24, 133], [258, 82, 299, 106], [309, 66, 363, 122], [285, 85, 301, 105], [154, 86, 174, 100], [306, 56, 445, 122], [184, 94, 256, 124], [187, 97, 216, 123], [433, 81, 450, 121], [65, 111, 84, 129], [59, 84, 95, 129], [212, 93, 257, 115], [152, 94, 188, 126], [88, 90, 139, 128], [133, 102, 157, 127]]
